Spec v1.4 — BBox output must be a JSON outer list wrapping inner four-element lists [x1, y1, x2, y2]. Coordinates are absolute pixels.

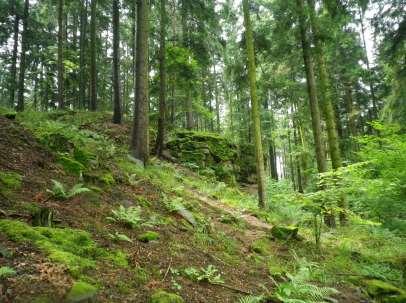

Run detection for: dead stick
[[214, 283, 253, 295], [162, 257, 172, 282]]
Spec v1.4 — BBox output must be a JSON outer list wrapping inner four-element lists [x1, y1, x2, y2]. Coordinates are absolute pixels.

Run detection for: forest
[[0, 0, 405, 302]]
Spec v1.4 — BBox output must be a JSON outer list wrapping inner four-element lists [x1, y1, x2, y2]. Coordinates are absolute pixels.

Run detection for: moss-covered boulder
[[270, 226, 299, 240], [166, 130, 238, 184], [0, 171, 22, 190], [137, 231, 160, 243], [150, 290, 184, 303], [65, 281, 98, 303], [363, 279, 406, 302]]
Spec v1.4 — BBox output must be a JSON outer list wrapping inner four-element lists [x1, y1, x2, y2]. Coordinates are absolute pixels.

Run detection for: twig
[[162, 257, 172, 282]]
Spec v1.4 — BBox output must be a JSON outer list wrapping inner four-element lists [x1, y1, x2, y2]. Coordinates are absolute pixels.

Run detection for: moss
[[137, 231, 160, 243], [150, 290, 184, 303], [133, 266, 150, 286], [65, 281, 97, 303], [101, 173, 115, 185], [57, 155, 85, 175], [0, 219, 127, 277], [0, 171, 22, 191], [32, 296, 53, 303]]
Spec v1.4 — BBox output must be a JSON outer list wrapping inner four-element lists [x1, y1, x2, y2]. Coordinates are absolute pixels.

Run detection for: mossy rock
[[137, 231, 159, 243], [363, 279, 405, 300], [65, 281, 97, 303], [250, 238, 270, 256], [270, 226, 299, 240], [57, 155, 85, 175], [150, 290, 184, 303]]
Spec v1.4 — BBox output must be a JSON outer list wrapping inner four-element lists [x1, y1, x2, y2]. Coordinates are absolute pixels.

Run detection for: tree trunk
[[57, 0, 64, 109], [131, 0, 150, 165], [112, 0, 122, 124], [155, 0, 167, 156], [307, 0, 342, 170], [9, 0, 19, 108], [242, 0, 267, 208], [296, 0, 327, 173], [89, 0, 97, 111], [79, 0, 88, 109], [16, 0, 29, 112]]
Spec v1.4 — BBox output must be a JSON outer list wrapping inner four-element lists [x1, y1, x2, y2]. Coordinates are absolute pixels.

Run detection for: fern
[[198, 265, 224, 285], [108, 232, 133, 243], [107, 205, 142, 228], [47, 179, 91, 200]]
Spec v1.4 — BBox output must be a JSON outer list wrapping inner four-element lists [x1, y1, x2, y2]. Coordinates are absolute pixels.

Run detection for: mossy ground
[[0, 111, 404, 303]]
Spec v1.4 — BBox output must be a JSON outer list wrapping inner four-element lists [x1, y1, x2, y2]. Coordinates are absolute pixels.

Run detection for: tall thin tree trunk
[[89, 0, 97, 111], [79, 0, 88, 109], [213, 62, 220, 132], [112, 0, 122, 123], [155, 0, 167, 156], [131, 0, 150, 165], [17, 0, 29, 112], [58, 0, 65, 109], [296, 0, 327, 173], [242, 0, 267, 207], [9, 0, 19, 108], [307, 0, 342, 170]]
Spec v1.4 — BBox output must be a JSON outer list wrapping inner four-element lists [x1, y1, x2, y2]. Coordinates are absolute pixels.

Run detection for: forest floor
[[0, 111, 403, 303]]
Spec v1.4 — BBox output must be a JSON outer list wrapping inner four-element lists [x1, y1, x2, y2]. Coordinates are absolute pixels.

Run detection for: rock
[[176, 208, 197, 227], [137, 231, 159, 243], [363, 279, 405, 301], [65, 281, 97, 303], [150, 290, 184, 303], [270, 226, 299, 240]]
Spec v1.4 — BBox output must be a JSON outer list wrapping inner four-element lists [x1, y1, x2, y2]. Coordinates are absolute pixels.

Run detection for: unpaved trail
[[185, 188, 272, 231]]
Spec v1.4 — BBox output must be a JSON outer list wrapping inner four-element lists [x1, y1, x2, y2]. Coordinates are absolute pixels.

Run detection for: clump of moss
[[150, 290, 184, 303], [0, 171, 22, 193], [133, 266, 150, 286], [65, 281, 98, 303], [137, 231, 159, 243], [0, 219, 127, 277]]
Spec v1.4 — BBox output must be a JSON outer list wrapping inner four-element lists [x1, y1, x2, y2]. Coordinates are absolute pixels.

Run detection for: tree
[[16, 0, 29, 112], [131, 0, 150, 165], [79, 0, 88, 109], [295, 0, 327, 173], [57, 0, 64, 109], [89, 0, 97, 111], [242, 0, 267, 207], [9, 0, 19, 108], [155, 0, 167, 156], [112, 0, 122, 124]]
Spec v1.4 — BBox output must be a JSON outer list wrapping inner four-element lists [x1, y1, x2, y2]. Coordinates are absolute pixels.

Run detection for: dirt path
[[185, 188, 272, 231]]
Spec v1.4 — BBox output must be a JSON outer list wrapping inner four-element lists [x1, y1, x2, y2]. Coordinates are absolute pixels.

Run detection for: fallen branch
[[161, 257, 172, 282], [215, 283, 253, 295]]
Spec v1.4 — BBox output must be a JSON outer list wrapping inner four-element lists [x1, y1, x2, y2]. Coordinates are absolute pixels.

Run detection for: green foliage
[[183, 265, 224, 285], [65, 281, 98, 303], [150, 289, 184, 303], [0, 266, 16, 279], [0, 219, 127, 277], [107, 205, 142, 229], [0, 171, 22, 190], [238, 295, 265, 303], [108, 232, 133, 243], [273, 262, 338, 303], [57, 155, 85, 175], [137, 231, 159, 243], [46, 179, 91, 200]]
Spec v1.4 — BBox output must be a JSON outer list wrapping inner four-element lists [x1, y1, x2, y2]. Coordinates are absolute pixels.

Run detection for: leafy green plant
[[107, 205, 142, 228], [0, 266, 16, 279], [47, 179, 91, 200], [183, 265, 224, 285], [108, 232, 133, 243], [273, 262, 338, 303]]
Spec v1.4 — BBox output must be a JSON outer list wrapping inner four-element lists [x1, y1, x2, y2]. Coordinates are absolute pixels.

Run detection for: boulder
[[363, 279, 405, 302], [150, 290, 184, 303], [65, 281, 97, 303], [271, 226, 299, 240]]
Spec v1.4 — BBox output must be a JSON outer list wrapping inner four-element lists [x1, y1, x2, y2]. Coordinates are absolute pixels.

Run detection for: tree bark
[[16, 0, 29, 112], [9, 0, 19, 108], [79, 0, 88, 109], [112, 0, 122, 124], [57, 0, 64, 109], [242, 0, 267, 208], [131, 0, 150, 165], [307, 0, 342, 170], [155, 0, 167, 156], [296, 0, 327, 173], [89, 0, 97, 111]]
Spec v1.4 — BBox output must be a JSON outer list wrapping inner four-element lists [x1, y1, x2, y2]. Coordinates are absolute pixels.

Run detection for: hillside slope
[[0, 112, 404, 303]]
